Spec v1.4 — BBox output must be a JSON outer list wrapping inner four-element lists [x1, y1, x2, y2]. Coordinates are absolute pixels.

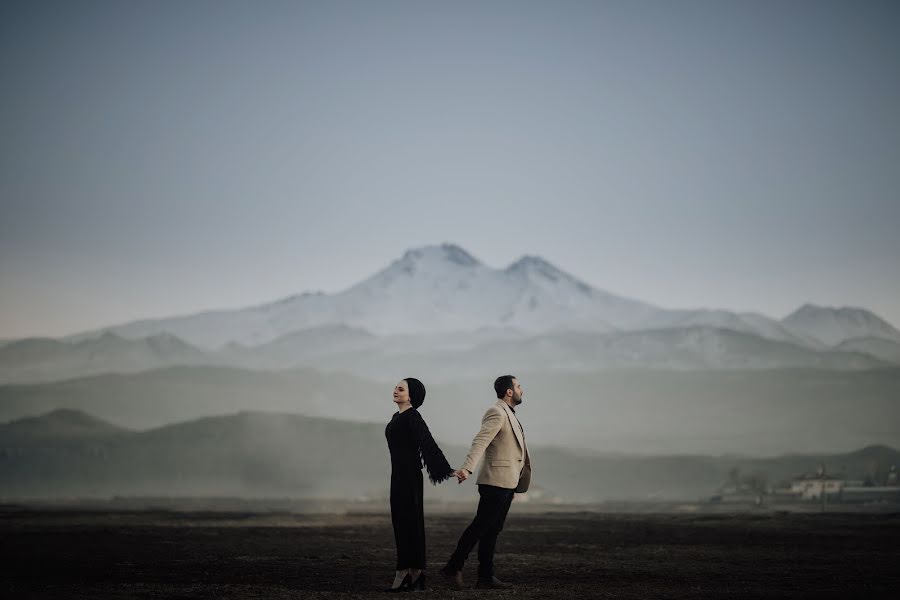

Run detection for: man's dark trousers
[[447, 484, 515, 579]]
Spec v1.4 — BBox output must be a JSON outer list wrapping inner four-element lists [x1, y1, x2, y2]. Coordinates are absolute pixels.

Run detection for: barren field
[[2, 508, 898, 599]]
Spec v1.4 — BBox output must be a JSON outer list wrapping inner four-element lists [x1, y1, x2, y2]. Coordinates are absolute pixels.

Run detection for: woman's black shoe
[[384, 573, 412, 593], [409, 572, 426, 592]]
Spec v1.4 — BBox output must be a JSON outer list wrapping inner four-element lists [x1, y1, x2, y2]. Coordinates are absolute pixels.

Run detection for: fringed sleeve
[[409, 409, 454, 485]]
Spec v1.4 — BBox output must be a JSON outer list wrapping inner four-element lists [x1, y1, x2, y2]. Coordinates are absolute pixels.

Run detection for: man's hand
[[455, 469, 470, 484]]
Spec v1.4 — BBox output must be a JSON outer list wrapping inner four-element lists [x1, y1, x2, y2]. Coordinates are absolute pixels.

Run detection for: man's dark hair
[[494, 375, 516, 399]]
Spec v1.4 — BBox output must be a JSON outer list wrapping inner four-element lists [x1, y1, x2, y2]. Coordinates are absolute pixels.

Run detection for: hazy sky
[[2, 0, 899, 338]]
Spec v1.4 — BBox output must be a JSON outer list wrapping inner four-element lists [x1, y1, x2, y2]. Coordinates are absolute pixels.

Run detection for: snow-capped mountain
[[66, 244, 643, 348], [782, 304, 900, 346], [63, 243, 833, 351], [503, 255, 659, 330], [330, 247, 642, 335]]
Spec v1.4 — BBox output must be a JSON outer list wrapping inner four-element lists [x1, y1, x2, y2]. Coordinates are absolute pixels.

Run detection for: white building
[[790, 473, 846, 500]]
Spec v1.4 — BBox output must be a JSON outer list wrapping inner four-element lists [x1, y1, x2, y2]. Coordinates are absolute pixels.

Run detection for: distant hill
[[835, 337, 900, 364], [2, 409, 897, 502], [0, 409, 391, 499], [220, 324, 378, 369], [1, 366, 899, 457], [783, 304, 900, 346], [0, 332, 214, 384], [0, 366, 386, 431], [0, 408, 129, 441], [301, 326, 886, 380], [2, 323, 893, 386]]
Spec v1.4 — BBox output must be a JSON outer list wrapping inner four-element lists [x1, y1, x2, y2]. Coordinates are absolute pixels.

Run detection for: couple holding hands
[[384, 374, 531, 592]]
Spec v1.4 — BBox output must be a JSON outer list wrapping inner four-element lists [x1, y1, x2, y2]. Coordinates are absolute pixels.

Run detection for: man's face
[[510, 378, 523, 405]]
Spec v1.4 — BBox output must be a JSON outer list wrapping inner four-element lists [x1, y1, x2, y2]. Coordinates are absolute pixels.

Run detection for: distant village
[[712, 464, 900, 506]]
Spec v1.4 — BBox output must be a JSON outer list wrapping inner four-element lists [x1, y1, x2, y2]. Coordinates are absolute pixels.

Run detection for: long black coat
[[385, 407, 453, 569]]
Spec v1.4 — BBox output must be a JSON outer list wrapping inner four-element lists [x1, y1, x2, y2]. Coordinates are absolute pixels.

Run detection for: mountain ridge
[[52, 244, 896, 350]]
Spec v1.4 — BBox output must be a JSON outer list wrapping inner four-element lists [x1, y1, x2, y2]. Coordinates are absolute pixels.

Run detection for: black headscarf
[[404, 377, 426, 409]]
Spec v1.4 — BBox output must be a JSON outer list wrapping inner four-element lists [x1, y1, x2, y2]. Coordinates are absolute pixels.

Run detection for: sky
[[1, 0, 899, 339]]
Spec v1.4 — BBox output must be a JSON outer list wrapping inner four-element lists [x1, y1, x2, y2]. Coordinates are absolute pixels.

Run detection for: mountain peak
[[789, 303, 877, 319], [785, 304, 892, 326], [506, 254, 593, 294], [782, 303, 900, 346], [507, 254, 562, 274], [401, 243, 481, 267]]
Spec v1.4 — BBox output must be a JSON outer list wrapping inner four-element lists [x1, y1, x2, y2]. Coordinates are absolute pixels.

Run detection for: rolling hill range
[[2, 409, 897, 502], [0, 324, 891, 386], [1, 366, 898, 456], [0, 332, 217, 384]]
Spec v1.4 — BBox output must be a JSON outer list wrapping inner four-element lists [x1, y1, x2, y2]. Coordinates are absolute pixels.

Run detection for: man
[[440, 375, 531, 590]]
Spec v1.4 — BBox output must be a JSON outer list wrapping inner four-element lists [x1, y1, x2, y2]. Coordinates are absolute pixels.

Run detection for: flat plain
[[2, 508, 898, 599]]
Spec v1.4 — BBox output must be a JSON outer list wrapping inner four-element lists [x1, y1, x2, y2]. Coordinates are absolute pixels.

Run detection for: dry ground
[[1, 508, 898, 599]]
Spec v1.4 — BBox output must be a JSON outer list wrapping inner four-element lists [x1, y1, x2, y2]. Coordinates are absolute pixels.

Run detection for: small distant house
[[790, 472, 846, 500], [786, 464, 900, 503]]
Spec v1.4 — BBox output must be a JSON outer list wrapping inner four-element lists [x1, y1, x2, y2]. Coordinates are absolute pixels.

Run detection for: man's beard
[[512, 393, 523, 405]]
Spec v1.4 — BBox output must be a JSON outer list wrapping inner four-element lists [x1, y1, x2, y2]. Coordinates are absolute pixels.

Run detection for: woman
[[384, 377, 454, 592]]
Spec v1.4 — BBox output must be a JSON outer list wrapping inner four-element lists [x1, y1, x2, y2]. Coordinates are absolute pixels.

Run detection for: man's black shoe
[[439, 565, 464, 590]]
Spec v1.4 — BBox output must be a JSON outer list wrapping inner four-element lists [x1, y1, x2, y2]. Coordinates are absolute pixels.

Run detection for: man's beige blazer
[[460, 400, 531, 492]]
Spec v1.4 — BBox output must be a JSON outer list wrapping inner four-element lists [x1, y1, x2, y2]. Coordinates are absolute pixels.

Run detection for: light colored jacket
[[460, 400, 531, 492]]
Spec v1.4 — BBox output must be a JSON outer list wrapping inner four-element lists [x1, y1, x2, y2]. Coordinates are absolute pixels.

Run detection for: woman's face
[[393, 380, 410, 406]]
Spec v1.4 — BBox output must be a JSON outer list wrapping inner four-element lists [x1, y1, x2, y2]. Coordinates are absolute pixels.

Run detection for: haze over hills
[[300, 326, 884, 381], [0, 408, 129, 441], [2, 408, 897, 502], [2, 366, 898, 456], [0, 332, 215, 384], [834, 337, 900, 365], [1, 244, 898, 384], [2, 324, 888, 386]]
